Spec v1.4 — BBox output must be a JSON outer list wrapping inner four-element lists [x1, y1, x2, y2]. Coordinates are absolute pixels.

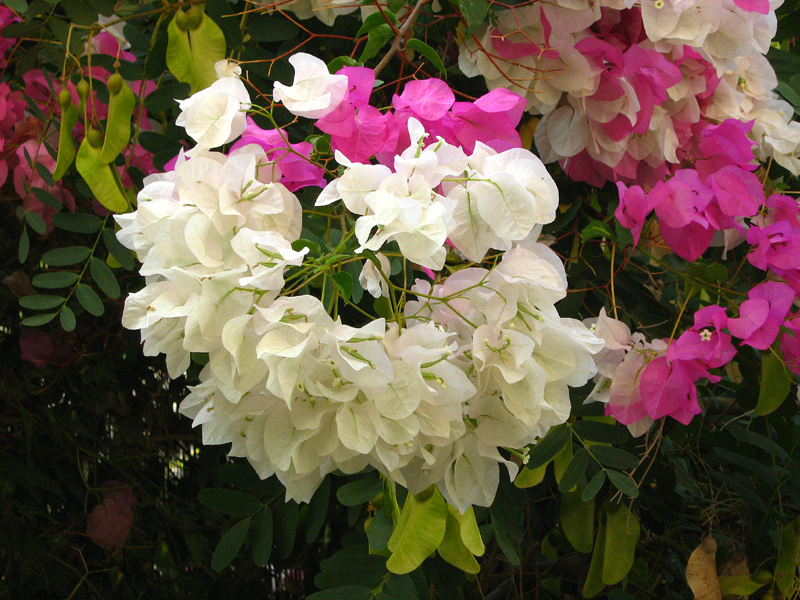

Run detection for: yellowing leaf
[[560, 491, 594, 554], [438, 511, 480, 574], [75, 134, 129, 213], [386, 486, 447, 574], [514, 462, 547, 489], [718, 571, 771, 597], [166, 8, 227, 94], [686, 536, 722, 600], [448, 505, 484, 556], [776, 516, 800, 595], [582, 519, 606, 598], [601, 501, 640, 585]]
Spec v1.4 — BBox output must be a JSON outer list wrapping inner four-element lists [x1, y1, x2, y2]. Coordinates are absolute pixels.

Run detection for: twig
[[374, 0, 430, 76]]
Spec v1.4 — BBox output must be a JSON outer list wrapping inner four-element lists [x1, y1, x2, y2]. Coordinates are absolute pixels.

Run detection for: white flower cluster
[[318, 119, 559, 269], [117, 65, 601, 512], [458, 0, 800, 176]]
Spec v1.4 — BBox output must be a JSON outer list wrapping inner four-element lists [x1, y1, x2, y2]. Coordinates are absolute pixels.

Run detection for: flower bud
[[107, 72, 123, 96]]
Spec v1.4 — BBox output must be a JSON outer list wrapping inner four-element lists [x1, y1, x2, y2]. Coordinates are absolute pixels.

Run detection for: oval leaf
[[75, 284, 104, 317], [251, 508, 273, 566], [386, 486, 448, 574], [90, 257, 121, 299], [42, 246, 91, 267], [198, 488, 262, 516], [211, 518, 250, 572], [32, 272, 78, 289]]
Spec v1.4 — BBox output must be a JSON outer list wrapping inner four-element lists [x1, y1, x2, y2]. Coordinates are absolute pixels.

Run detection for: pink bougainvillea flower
[[706, 165, 764, 219], [728, 281, 796, 349], [780, 314, 800, 375], [639, 356, 705, 425], [450, 88, 524, 153], [615, 182, 653, 246], [733, 0, 770, 14], [746, 221, 800, 272], [668, 305, 736, 368], [392, 78, 455, 122], [694, 119, 757, 179], [86, 482, 136, 551]]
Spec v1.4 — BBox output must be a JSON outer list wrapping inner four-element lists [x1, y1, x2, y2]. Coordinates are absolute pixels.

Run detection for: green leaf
[[718, 571, 771, 597], [590, 446, 640, 470], [558, 448, 590, 493], [367, 507, 393, 552], [273, 499, 298, 559], [726, 423, 788, 460], [315, 547, 387, 590], [328, 56, 362, 74], [359, 24, 394, 64], [305, 477, 330, 544], [456, 0, 488, 34], [42, 246, 92, 267], [19, 229, 29, 263], [582, 519, 606, 598], [386, 486, 448, 574], [90, 257, 120, 299], [211, 518, 250, 572], [357, 10, 397, 37], [247, 15, 300, 42], [306, 586, 372, 600], [581, 219, 614, 241], [606, 470, 639, 498], [101, 75, 136, 163], [582, 470, 606, 502], [406, 38, 447, 76], [252, 508, 273, 566], [331, 271, 354, 303], [166, 8, 227, 94], [756, 347, 793, 415], [514, 461, 547, 489], [76, 135, 129, 213], [32, 187, 62, 209], [493, 526, 520, 566], [75, 284, 104, 316], [59, 306, 76, 332], [776, 516, 800, 594], [26, 211, 47, 235], [4, 0, 28, 13], [437, 510, 480, 574], [601, 501, 640, 585], [20, 295, 64, 310], [527, 425, 570, 470], [198, 488, 263, 516], [103, 228, 135, 271], [560, 491, 595, 553], [337, 478, 383, 506], [22, 313, 57, 327], [32, 272, 79, 289], [52, 213, 103, 234], [144, 81, 191, 112], [54, 102, 79, 180], [571, 420, 629, 445]]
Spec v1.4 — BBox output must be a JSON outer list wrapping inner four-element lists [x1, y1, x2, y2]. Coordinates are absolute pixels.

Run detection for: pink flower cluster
[[313, 68, 525, 165], [459, 0, 800, 187], [615, 119, 765, 261]]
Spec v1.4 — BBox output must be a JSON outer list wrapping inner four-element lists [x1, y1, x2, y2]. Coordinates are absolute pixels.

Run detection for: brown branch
[[374, 0, 431, 77]]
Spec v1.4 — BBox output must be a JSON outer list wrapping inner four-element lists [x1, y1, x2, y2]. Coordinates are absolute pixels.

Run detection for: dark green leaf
[[607, 470, 639, 498], [305, 477, 330, 544], [456, 0, 488, 34], [572, 420, 629, 445], [558, 448, 590, 493], [32, 187, 61, 209], [247, 16, 300, 43], [316, 550, 387, 590], [328, 56, 361, 74], [103, 228, 135, 271], [32, 272, 79, 289], [406, 38, 447, 76], [144, 81, 191, 113], [337, 478, 384, 507], [211, 518, 250, 572], [306, 586, 372, 600], [75, 284, 104, 316], [527, 426, 570, 470], [90, 257, 120, 299], [26, 211, 47, 235], [331, 271, 353, 303], [19, 229, 29, 263], [52, 213, 103, 234], [251, 508, 273, 566], [582, 471, 606, 502], [590, 446, 640, 470], [726, 423, 788, 460], [368, 507, 393, 552], [273, 499, 298, 559], [198, 488, 263, 516], [34, 162, 55, 187], [21, 313, 57, 327], [756, 347, 793, 416], [493, 527, 520, 566], [20, 294, 64, 310], [217, 464, 283, 495], [359, 24, 394, 63], [42, 246, 91, 267], [357, 10, 397, 37], [59, 306, 76, 332], [581, 219, 614, 241]]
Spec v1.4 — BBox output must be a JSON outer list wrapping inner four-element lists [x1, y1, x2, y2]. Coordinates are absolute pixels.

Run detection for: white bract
[[273, 53, 348, 119], [119, 75, 600, 511]]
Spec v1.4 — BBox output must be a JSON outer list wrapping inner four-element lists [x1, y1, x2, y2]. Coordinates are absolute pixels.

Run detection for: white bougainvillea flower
[[359, 253, 391, 298], [273, 53, 348, 119], [176, 76, 250, 153]]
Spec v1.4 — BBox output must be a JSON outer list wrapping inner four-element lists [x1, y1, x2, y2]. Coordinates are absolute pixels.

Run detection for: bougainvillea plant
[[3, 0, 800, 598]]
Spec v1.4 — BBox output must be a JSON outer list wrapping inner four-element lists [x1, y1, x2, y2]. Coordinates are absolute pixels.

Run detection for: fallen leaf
[[686, 536, 722, 600]]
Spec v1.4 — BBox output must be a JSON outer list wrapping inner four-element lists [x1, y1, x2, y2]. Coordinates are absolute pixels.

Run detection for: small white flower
[[176, 77, 251, 153], [273, 53, 348, 119]]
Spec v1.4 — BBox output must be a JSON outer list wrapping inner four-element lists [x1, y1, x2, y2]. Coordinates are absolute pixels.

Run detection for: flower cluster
[[117, 58, 601, 509], [458, 0, 800, 187]]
